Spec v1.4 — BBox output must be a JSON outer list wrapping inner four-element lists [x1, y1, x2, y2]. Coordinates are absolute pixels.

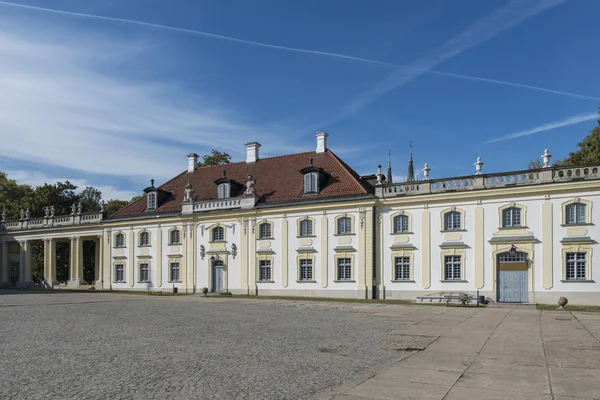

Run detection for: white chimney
[[187, 153, 198, 173], [245, 142, 261, 164], [316, 131, 328, 154]]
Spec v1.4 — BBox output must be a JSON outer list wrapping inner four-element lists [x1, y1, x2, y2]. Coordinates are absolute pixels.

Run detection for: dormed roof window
[[142, 179, 171, 212], [300, 158, 327, 195], [214, 170, 241, 200]]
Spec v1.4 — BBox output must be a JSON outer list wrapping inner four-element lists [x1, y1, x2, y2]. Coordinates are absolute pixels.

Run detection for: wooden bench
[[147, 288, 163, 296]]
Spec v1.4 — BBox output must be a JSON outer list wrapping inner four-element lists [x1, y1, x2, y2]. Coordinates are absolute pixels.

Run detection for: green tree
[[79, 186, 102, 213], [106, 199, 129, 215], [555, 111, 600, 166], [198, 149, 231, 167], [528, 160, 543, 170]]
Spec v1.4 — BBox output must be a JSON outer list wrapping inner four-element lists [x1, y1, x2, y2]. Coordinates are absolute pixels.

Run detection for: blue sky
[[0, 0, 598, 200]]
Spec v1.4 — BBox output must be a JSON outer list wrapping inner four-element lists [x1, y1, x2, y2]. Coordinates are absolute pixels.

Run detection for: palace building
[[1, 132, 599, 305]]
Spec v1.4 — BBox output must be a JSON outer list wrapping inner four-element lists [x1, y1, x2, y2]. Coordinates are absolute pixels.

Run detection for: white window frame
[[444, 212, 462, 231], [170, 262, 181, 282], [169, 229, 181, 245], [303, 172, 318, 194], [115, 263, 125, 282], [502, 207, 521, 228], [299, 220, 313, 237], [217, 183, 230, 200], [139, 262, 149, 282], [444, 255, 462, 280], [337, 217, 352, 235], [115, 233, 125, 248], [212, 226, 225, 242], [566, 203, 586, 225], [299, 259, 313, 281], [393, 215, 409, 233], [394, 257, 411, 281], [566, 252, 587, 280], [147, 192, 157, 210], [337, 258, 352, 281], [139, 231, 150, 246], [259, 260, 272, 281], [259, 223, 272, 239]]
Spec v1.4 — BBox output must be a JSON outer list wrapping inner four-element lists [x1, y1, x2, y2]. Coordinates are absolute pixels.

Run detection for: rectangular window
[[140, 232, 149, 246], [502, 208, 521, 227], [139, 263, 149, 282], [259, 223, 272, 239], [259, 260, 272, 281], [444, 212, 461, 231], [304, 173, 318, 193], [337, 217, 352, 235], [170, 230, 181, 245], [566, 252, 586, 280], [218, 183, 230, 199], [115, 264, 125, 282], [212, 227, 224, 242], [394, 257, 411, 280], [300, 220, 313, 237], [394, 215, 409, 233], [444, 256, 461, 280], [299, 259, 313, 281], [170, 262, 180, 282], [337, 258, 352, 280], [566, 203, 586, 224], [147, 192, 156, 210]]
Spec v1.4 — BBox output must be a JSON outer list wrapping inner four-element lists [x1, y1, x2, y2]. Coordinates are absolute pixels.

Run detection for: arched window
[[212, 226, 225, 242], [303, 172, 318, 194], [337, 217, 352, 234], [299, 220, 313, 237], [115, 233, 125, 248], [170, 229, 181, 245], [444, 211, 461, 231], [139, 231, 150, 246], [566, 203, 586, 224], [147, 192, 157, 210], [502, 207, 521, 227], [259, 223, 271, 239], [393, 215, 409, 233], [218, 183, 230, 199]]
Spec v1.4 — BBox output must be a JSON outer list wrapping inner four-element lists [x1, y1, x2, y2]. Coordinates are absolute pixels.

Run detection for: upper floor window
[[502, 207, 521, 228], [299, 220, 313, 237], [444, 212, 461, 231], [115, 233, 125, 248], [139, 231, 150, 246], [170, 229, 181, 245], [337, 217, 352, 235], [303, 172, 318, 194], [566, 252, 587, 280], [393, 215, 409, 233], [212, 226, 225, 242], [218, 183, 230, 199], [259, 223, 271, 239], [566, 203, 586, 225], [147, 192, 157, 210]]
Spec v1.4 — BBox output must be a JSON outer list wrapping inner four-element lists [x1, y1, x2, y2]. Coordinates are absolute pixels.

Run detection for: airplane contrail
[[0, 0, 596, 102]]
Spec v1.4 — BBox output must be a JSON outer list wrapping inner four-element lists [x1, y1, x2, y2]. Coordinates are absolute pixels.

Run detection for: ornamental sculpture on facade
[[183, 181, 195, 203], [244, 174, 256, 196]]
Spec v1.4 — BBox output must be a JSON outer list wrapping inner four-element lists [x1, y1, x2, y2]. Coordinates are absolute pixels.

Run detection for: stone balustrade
[[194, 198, 243, 211], [376, 164, 600, 198], [1, 212, 105, 231]]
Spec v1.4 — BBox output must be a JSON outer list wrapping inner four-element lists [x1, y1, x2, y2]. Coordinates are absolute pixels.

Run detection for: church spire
[[386, 150, 392, 183], [407, 142, 415, 182]]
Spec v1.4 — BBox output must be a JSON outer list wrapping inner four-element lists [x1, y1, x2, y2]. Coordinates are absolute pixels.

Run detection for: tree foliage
[[198, 149, 231, 167]]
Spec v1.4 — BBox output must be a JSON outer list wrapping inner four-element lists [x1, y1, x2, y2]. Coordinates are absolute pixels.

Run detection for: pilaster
[[1, 241, 8, 284], [240, 219, 248, 292], [248, 219, 256, 295], [364, 208, 375, 299], [68, 236, 83, 287], [358, 209, 366, 291], [321, 213, 328, 288], [156, 226, 162, 287], [474, 205, 484, 289], [43, 238, 57, 287], [128, 229, 134, 287], [281, 217, 288, 288], [95, 236, 104, 289], [421, 209, 431, 289], [378, 209, 385, 298], [190, 222, 197, 293], [102, 230, 111, 289], [542, 202, 553, 289]]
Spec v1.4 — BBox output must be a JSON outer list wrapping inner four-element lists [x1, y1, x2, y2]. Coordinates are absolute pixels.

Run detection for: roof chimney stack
[[316, 131, 328, 154], [245, 142, 261, 164], [187, 153, 198, 173]]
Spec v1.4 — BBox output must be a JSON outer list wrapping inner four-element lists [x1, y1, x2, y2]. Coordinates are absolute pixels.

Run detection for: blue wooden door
[[212, 263, 223, 292], [498, 270, 528, 303]]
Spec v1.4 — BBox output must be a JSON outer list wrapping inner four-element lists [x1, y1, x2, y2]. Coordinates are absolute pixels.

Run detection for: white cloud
[[5, 170, 138, 201], [0, 16, 291, 186], [486, 112, 599, 143]]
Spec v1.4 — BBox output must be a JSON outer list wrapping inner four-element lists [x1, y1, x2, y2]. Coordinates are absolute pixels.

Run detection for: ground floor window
[[170, 262, 180, 282], [259, 260, 272, 281], [299, 259, 313, 281], [139, 263, 149, 282], [337, 258, 352, 280], [115, 264, 125, 282], [394, 257, 410, 280], [444, 256, 461, 280], [566, 252, 587, 280]]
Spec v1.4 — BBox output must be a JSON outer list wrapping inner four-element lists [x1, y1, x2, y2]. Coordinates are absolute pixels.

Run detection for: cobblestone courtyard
[[2, 291, 600, 400]]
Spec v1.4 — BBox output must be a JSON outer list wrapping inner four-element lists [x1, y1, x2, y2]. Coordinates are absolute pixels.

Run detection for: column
[[248, 220, 256, 295], [190, 223, 197, 293], [421, 209, 431, 289], [474, 206, 485, 289], [68, 236, 83, 287], [94, 238, 100, 281], [128, 229, 134, 287], [378, 209, 385, 298], [542, 202, 553, 290], [364, 208, 375, 300], [320, 213, 328, 288], [43, 238, 57, 287], [17, 240, 32, 288], [240, 219, 248, 291], [1, 241, 8, 284], [95, 236, 104, 289], [102, 230, 111, 290]]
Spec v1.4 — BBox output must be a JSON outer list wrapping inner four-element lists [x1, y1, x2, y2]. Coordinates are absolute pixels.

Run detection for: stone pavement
[[313, 306, 600, 400]]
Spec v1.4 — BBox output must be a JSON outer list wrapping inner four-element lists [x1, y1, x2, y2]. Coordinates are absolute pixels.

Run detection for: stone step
[[487, 302, 537, 308]]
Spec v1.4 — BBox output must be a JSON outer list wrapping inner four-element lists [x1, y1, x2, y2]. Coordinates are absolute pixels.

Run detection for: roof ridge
[[196, 150, 317, 170]]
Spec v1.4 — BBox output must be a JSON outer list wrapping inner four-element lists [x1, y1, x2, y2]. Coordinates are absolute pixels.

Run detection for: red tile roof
[[111, 150, 373, 218]]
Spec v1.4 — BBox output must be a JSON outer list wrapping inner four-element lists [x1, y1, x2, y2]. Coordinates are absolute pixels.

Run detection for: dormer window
[[304, 173, 319, 194], [300, 160, 326, 195], [218, 183, 230, 199], [147, 192, 157, 210]]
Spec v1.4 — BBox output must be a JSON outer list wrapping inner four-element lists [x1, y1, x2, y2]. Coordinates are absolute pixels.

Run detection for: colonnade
[[0, 236, 103, 289]]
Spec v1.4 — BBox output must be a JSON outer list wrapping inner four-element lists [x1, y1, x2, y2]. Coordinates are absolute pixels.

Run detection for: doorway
[[212, 259, 224, 292], [497, 252, 528, 303]]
